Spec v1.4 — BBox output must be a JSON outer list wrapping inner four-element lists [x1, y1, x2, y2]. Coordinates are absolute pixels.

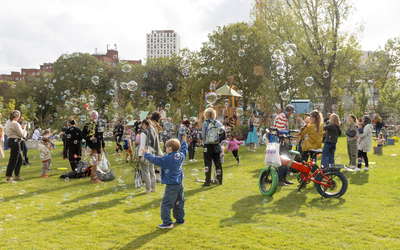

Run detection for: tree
[[379, 78, 400, 122], [355, 82, 370, 117], [251, 0, 363, 115]]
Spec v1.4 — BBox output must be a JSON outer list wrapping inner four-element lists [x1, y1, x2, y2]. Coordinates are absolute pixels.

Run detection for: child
[[256, 127, 261, 149], [143, 134, 187, 229], [42, 129, 56, 171], [38, 137, 51, 177], [225, 134, 244, 164], [124, 132, 133, 163], [135, 129, 141, 147], [375, 133, 385, 147], [382, 125, 389, 145]]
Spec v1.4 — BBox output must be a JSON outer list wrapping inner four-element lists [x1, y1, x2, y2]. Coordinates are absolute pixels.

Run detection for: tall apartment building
[[146, 30, 181, 58]]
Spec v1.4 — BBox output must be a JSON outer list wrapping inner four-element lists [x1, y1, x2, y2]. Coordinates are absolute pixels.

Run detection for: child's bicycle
[[259, 128, 348, 198]]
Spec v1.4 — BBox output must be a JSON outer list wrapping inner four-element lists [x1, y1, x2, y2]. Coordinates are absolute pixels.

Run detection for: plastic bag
[[97, 169, 115, 181], [99, 153, 109, 172], [264, 142, 281, 166]]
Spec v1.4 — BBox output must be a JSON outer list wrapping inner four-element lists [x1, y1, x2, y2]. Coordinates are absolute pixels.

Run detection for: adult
[[372, 114, 383, 137], [60, 121, 69, 159], [3, 121, 9, 151], [346, 114, 358, 169], [5, 110, 27, 183], [162, 117, 174, 153], [137, 119, 162, 193], [356, 115, 373, 171], [82, 110, 105, 183], [321, 113, 341, 168], [133, 116, 141, 135], [150, 111, 163, 137], [188, 122, 199, 162], [273, 104, 295, 186], [114, 119, 124, 154], [222, 115, 233, 128], [18, 116, 31, 165], [66, 118, 82, 171], [299, 110, 323, 162], [201, 108, 224, 186], [360, 112, 368, 122], [246, 115, 258, 152], [32, 125, 41, 140], [0, 112, 4, 158]]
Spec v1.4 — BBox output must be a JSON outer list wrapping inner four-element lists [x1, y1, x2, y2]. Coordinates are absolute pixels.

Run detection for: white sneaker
[[150, 188, 156, 192], [363, 167, 369, 171], [348, 165, 356, 169], [354, 168, 361, 172], [189, 159, 193, 162], [143, 189, 151, 194], [193, 159, 197, 162]]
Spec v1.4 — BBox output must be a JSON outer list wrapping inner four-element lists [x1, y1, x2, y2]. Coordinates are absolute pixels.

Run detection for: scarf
[[152, 120, 162, 133]]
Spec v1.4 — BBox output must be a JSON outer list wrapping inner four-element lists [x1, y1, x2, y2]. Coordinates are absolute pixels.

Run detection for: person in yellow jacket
[[300, 110, 324, 162]]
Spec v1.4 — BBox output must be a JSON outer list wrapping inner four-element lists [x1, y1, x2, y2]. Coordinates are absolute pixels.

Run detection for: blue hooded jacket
[[144, 141, 187, 185]]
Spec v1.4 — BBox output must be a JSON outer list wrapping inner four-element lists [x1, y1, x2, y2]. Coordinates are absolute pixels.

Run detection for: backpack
[[205, 120, 220, 144]]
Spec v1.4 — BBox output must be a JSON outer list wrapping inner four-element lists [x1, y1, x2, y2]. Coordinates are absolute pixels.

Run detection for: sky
[[0, 0, 399, 75]]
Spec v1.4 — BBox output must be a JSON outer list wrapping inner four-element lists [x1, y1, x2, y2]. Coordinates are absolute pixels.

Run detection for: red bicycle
[[259, 128, 348, 198]]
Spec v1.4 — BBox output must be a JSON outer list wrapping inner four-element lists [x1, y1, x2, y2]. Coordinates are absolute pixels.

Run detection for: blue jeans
[[161, 183, 185, 226], [4, 134, 8, 150], [376, 127, 381, 137], [278, 165, 287, 182], [321, 142, 336, 167]]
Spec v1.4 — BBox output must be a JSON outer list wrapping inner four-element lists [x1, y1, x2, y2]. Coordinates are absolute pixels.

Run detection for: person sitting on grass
[[143, 134, 187, 229]]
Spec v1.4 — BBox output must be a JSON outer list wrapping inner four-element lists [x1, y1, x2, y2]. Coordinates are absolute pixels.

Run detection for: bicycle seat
[[308, 149, 323, 154]]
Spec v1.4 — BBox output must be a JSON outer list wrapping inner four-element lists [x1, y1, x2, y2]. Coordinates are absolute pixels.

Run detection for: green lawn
[[0, 137, 399, 249]]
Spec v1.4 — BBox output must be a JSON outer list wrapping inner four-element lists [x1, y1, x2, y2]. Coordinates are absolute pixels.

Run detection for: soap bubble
[[305, 77, 314, 86], [120, 82, 128, 90], [233, 0, 242, 7], [93, 197, 99, 204], [65, 177, 69, 182], [276, 66, 285, 75], [273, 50, 283, 58], [286, 44, 297, 56], [276, 61, 284, 67], [209, 83, 215, 90], [236, 108, 244, 116], [204, 167, 209, 173], [18, 189, 25, 195], [228, 173, 233, 179], [147, 95, 153, 101], [201, 67, 208, 74], [63, 194, 69, 201], [122, 64, 132, 73], [26, 104, 31, 108], [238, 50, 245, 57], [98, 68, 103, 72], [178, 127, 186, 134], [143, 73, 148, 78], [270, 22, 278, 30], [216, 169, 221, 175], [64, 101, 70, 107], [165, 103, 171, 110], [218, 127, 225, 134], [127, 81, 138, 91], [5, 215, 12, 221], [30, 201, 35, 206], [125, 115, 133, 122], [141, 91, 146, 97], [349, 59, 353, 65], [174, 153, 180, 160], [281, 91, 290, 100], [38, 203, 43, 210], [232, 35, 237, 41], [190, 116, 196, 124], [262, 199, 268, 205], [205, 92, 217, 104], [80, 115, 87, 122], [191, 169, 199, 176], [92, 211, 97, 217], [323, 71, 329, 78], [109, 89, 115, 96], [182, 68, 189, 76], [167, 83, 173, 90], [240, 35, 246, 41], [73, 107, 81, 114]]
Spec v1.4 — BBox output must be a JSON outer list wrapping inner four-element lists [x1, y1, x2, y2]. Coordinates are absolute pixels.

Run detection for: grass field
[[0, 137, 399, 249]]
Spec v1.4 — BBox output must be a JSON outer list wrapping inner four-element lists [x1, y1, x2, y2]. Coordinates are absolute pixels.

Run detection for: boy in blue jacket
[[143, 134, 187, 229]]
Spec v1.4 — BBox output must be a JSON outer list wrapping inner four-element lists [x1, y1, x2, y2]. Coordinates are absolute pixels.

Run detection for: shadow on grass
[[118, 229, 170, 250], [346, 171, 369, 185], [124, 186, 217, 214]]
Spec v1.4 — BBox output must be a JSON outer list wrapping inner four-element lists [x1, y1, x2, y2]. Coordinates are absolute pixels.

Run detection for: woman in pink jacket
[[225, 134, 244, 164]]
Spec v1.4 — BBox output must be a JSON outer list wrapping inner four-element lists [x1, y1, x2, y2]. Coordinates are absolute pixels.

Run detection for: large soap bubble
[[205, 92, 217, 104]]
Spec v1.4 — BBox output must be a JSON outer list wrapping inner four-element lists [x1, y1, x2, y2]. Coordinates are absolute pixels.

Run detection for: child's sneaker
[[173, 220, 186, 225], [354, 168, 361, 172], [158, 224, 173, 229], [363, 167, 369, 171], [41, 175, 48, 177]]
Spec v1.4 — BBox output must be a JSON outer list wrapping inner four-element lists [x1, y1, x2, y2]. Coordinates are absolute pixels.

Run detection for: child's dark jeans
[[160, 183, 185, 226]]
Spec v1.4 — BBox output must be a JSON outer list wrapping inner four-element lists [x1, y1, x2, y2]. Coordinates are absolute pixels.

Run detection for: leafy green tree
[[379, 78, 400, 122], [355, 82, 370, 116]]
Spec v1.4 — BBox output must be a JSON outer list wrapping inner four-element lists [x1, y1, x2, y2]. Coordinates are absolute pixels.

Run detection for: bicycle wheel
[[259, 166, 278, 196], [314, 171, 348, 198]]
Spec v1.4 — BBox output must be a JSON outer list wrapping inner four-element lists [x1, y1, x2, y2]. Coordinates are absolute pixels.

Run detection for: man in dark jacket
[[114, 119, 124, 154]]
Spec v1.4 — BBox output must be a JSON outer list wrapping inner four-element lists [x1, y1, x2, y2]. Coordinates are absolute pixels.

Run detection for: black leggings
[[203, 144, 222, 184], [116, 137, 123, 153], [357, 150, 369, 168], [62, 139, 68, 159], [68, 145, 81, 171], [232, 150, 239, 162], [6, 138, 23, 177], [189, 141, 197, 160]]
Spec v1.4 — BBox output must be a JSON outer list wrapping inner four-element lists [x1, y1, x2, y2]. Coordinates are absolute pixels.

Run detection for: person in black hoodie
[[114, 119, 124, 155], [321, 113, 341, 168], [82, 111, 105, 183], [61, 121, 69, 159], [66, 118, 82, 171]]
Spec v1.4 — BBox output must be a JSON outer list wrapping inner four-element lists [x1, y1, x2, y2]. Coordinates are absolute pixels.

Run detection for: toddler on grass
[[143, 134, 187, 229], [38, 137, 51, 177]]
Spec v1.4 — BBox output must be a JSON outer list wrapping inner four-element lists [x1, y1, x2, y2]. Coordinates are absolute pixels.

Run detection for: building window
[[108, 61, 111, 65], [23, 71, 26, 75], [16, 77, 19, 80], [113, 62, 116, 66]]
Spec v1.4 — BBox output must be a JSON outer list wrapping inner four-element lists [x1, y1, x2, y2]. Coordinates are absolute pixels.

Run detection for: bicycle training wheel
[[259, 166, 278, 196]]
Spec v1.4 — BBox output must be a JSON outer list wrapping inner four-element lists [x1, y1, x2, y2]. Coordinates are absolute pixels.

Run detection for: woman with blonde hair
[[201, 108, 224, 186], [82, 111, 104, 183], [299, 110, 324, 162], [321, 113, 342, 167]]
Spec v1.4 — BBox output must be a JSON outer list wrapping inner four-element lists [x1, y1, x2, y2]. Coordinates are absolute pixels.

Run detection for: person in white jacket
[[356, 115, 373, 171]]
